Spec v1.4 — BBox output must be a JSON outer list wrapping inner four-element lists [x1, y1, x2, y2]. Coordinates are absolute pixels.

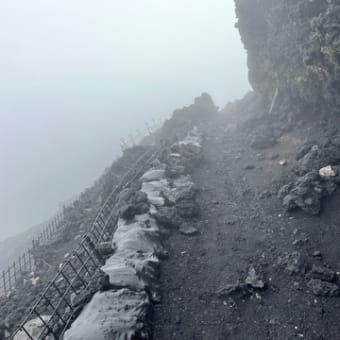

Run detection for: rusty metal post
[[29, 253, 33, 272], [23, 253, 27, 272], [19, 256, 22, 273], [8, 267, 11, 290], [13, 262, 17, 284], [3, 271, 7, 295]]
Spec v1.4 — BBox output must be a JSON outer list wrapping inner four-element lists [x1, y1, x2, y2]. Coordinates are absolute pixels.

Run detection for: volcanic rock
[[245, 266, 265, 289], [119, 204, 136, 220], [179, 223, 199, 236], [309, 265, 336, 283], [307, 279, 339, 297]]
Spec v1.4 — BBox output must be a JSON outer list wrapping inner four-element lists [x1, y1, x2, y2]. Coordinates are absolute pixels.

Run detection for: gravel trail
[[153, 112, 340, 340]]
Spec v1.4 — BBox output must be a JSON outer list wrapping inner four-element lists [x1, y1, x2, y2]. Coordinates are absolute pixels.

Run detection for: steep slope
[[2, 94, 217, 339]]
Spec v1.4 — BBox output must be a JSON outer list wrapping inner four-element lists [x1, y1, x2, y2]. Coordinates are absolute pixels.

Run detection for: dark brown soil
[[153, 111, 340, 340]]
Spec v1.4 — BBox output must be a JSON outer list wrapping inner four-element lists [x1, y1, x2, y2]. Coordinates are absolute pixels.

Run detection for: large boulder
[[281, 169, 340, 215], [116, 189, 150, 220], [64, 289, 152, 340], [167, 132, 203, 175], [151, 206, 180, 229], [12, 316, 51, 340]]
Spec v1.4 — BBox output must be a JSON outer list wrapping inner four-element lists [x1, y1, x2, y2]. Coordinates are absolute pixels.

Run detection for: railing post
[[23, 253, 27, 272], [29, 253, 33, 272], [8, 267, 11, 291], [13, 262, 17, 284], [19, 256, 22, 273], [3, 271, 7, 295]]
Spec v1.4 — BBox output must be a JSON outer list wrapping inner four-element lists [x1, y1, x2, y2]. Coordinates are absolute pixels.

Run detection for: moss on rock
[[235, 0, 340, 113]]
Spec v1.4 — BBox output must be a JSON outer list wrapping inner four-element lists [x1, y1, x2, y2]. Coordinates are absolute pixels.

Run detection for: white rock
[[12, 316, 51, 340], [30, 276, 40, 286], [64, 290, 150, 340], [141, 179, 170, 206], [319, 165, 337, 179], [141, 169, 166, 182]]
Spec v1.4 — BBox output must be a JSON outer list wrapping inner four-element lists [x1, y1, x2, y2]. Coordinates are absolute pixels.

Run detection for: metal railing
[[0, 211, 67, 297], [1, 252, 34, 296], [0, 117, 168, 300], [9, 144, 162, 340], [31, 212, 65, 250], [120, 117, 169, 151]]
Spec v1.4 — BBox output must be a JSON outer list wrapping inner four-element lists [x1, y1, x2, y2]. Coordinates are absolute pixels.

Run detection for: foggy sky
[[0, 0, 249, 241]]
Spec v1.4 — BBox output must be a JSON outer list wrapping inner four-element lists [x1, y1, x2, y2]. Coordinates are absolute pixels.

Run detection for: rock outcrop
[[235, 0, 340, 112]]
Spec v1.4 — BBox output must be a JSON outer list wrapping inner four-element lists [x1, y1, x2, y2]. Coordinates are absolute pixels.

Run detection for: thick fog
[[0, 0, 249, 241]]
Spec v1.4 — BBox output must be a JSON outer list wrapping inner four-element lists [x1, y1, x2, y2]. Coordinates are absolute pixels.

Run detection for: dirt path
[[153, 112, 340, 339]]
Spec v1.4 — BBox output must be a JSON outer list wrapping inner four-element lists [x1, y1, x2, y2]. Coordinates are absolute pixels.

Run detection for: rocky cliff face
[[235, 0, 340, 113]]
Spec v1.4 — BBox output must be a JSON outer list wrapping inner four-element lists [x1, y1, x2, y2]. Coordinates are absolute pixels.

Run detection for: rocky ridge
[[64, 131, 203, 340], [1, 93, 215, 340]]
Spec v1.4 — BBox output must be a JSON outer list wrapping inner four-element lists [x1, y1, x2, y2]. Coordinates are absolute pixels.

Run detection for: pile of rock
[[278, 251, 340, 298], [64, 131, 203, 340], [160, 93, 217, 142], [217, 266, 267, 299], [307, 265, 340, 297], [279, 142, 340, 215], [166, 129, 203, 176]]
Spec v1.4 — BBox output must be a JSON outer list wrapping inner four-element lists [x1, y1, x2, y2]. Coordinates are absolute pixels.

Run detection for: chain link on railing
[[9, 141, 164, 340]]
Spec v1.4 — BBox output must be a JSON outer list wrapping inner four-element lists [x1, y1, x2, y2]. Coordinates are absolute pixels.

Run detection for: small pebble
[[312, 251, 322, 257]]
